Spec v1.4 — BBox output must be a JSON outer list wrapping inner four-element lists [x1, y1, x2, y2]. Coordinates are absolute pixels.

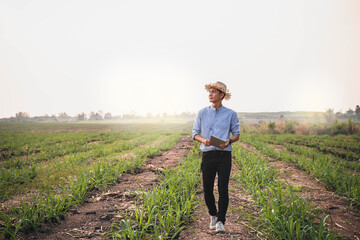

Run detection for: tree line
[[1, 105, 359, 123], [0, 111, 197, 122]]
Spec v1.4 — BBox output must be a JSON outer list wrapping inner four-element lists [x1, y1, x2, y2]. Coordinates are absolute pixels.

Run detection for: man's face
[[208, 88, 223, 103]]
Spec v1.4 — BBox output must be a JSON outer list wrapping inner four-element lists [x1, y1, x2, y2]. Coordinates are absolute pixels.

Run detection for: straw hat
[[204, 81, 231, 100]]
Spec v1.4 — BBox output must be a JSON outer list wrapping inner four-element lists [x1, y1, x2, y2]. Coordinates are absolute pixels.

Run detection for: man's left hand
[[219, 139, 230, 149]]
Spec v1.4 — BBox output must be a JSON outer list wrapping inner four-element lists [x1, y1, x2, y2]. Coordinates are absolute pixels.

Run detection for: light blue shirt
[[192, 105, 240, 152]]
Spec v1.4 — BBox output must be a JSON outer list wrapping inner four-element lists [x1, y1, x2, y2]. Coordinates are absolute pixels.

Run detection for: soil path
[[239, 142, 360, 239], [20, 135, 193, 240], [179, 161, 260, 239]]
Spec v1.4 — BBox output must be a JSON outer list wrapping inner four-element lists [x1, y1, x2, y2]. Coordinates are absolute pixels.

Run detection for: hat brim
[[205, 84, 231, 100]]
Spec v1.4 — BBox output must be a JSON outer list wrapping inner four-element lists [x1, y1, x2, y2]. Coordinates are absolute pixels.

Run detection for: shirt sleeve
[[230, 112, 240, 135], [192, 110, 201, 139]]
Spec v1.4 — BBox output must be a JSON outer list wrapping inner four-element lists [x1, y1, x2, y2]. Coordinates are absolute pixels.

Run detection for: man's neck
[[212, 101, 223, 110]]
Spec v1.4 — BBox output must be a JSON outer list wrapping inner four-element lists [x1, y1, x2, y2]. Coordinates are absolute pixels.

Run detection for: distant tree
[[268, 122, 276, 133], [50, 114, 58, 121], [325, 108, 335, 123], [355, 105, 360, 120], [284, 121, 297, 134], [346, 108, 354, 115], [335, 111, 342, 118], [356, 105, 360, 115], [58, 112, 69, 118], [95, 113, 102, 120], [77, 113, 86, 121], [15, 112, 30, 118], [123, 111, 136, 119], [58, 112, 71, 121], [104, 112, 112, 119], [347, 118, 354, 134], [89, 111, 103, 120], [179, 112, 195, 118], [162, 112, 167, 118]]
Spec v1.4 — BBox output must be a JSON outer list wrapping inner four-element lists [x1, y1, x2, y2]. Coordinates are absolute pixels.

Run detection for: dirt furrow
[[20, 135, 193, 240], [180, 161, 260, 240], [239, 142, 360, 239]]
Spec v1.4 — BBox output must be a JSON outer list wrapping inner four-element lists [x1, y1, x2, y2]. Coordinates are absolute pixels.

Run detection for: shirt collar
[[210, 105, 224, 112]]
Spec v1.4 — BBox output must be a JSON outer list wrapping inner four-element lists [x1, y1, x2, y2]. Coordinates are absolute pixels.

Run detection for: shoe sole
[[216, 225, 225, 233]]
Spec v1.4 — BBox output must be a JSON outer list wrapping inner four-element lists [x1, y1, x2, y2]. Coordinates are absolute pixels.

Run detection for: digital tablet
[[210, 135, 226, 148]]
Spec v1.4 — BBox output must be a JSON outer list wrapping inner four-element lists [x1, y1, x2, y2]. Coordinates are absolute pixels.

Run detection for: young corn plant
[[110, 146, 201, 239], [240, 134, 360, 206], [0, 129, 182, 238], [1, 150, 149, 238], [232, 145, 338, 239]]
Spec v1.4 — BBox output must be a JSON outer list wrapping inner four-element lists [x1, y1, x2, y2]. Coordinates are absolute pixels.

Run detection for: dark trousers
[[201, 150, 232, 224]]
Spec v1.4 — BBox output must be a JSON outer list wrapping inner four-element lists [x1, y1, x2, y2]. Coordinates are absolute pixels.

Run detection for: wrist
[[229, 138, 233, 144]]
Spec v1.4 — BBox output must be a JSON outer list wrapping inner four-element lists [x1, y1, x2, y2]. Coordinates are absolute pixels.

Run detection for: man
[[192, 81, 240, 233]]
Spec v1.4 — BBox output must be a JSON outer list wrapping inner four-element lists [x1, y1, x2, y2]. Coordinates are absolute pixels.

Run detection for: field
[[0, 122, 360, 239]]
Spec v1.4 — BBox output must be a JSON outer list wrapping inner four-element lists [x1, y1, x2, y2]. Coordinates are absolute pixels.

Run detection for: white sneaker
[[216, 221, 225, 233], [209, 216, 217, 230]]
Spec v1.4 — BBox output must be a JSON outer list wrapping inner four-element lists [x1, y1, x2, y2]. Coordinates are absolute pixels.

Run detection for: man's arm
[[193, 109, 212, 146], [219, 134, 239, 149], [194, 134, 212, 146], [219, 111, 240, 149]]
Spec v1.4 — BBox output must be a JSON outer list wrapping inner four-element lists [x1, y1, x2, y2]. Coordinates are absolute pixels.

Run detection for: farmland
[[0, 122, 360, 239]]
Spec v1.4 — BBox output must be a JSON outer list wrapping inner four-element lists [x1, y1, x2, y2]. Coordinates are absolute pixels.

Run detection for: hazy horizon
[[1, 0, 360, 118], [1, 109, 341, 119]]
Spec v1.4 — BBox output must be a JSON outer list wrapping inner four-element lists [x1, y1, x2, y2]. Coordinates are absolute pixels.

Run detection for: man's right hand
[[204, 139, 212, 146], [194, 135, 212, 146]]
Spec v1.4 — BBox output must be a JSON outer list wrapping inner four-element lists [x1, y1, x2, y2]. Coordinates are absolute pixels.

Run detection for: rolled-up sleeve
[[192, 111, 201, 139], [230, 112, 240, 135]]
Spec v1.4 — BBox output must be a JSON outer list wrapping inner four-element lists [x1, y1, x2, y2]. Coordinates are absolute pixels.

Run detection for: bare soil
[[239, 142, 360, 239], [179, 162, 260, 240], [18, 135, 193, 240]]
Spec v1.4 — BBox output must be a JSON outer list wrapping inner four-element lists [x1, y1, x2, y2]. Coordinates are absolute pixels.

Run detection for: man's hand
[[204, 138, 212, 146], [194, 135, 213, 146], [219, 139, 230, 149]]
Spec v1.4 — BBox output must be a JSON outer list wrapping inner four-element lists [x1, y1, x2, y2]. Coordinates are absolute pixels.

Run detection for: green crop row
[[0, 122, 113, 133], [109, 145, 202, 239], [249, 134, 360, 172], [278, 142, 359, 172], [0, 122, 193, 134], [240, 134, 360, 206], [232, 145, 338, 239], [0, 131, 153, 161], [0, 133, 181, 239], [0, 132, 174, 200], [251, 134, 360, 161], [0, 156, 145, 239]]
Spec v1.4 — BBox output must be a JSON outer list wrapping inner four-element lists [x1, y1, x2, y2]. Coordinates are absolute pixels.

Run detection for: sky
[[1, 0, 360, 118]]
